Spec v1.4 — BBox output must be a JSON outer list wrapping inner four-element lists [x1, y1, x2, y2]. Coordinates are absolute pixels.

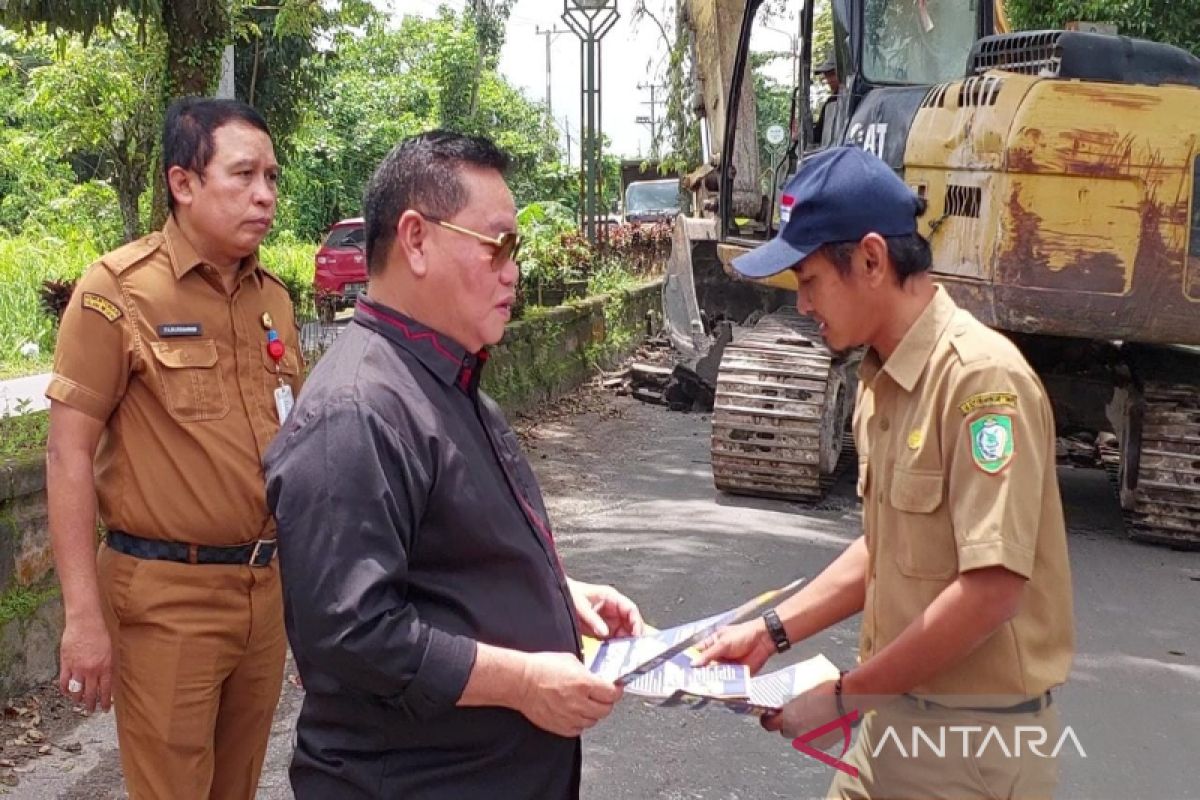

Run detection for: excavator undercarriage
[[1128, 384, 1200, 547], [710, 309, 857, 501]]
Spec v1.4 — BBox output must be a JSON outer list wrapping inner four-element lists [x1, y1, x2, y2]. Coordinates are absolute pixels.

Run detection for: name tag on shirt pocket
[[149, 339, 229, 422], [889, 468, 957, 580]]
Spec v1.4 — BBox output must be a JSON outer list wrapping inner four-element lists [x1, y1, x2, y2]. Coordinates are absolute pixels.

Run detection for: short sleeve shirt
[[46, 217, 303, 545], [854, 286, 1075, 699]]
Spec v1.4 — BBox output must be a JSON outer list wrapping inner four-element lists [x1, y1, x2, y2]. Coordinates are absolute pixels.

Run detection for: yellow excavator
[[663, 0, 1200, 547]]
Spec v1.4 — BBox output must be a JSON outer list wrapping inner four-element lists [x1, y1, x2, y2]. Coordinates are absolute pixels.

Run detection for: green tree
[[277, 8, 570, 241], [1005, 0, 1200, 55], [3, 0, 339, 226], [234, 0, 374, 148], [752, 68, 792, 187], [0, 30, 67, 233], [21, 24, 163, 241], [465, 0, 515, 116], [2, 1, 226, 97]]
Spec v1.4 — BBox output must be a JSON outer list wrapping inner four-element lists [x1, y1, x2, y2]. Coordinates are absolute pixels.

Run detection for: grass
[[259, 240, 319, 320], [0, 234, 101, 378], [587, 257, 656, 297], [0, 403, 49, 462], [0, 233, 317, 378], [0, 585, 60, 626]]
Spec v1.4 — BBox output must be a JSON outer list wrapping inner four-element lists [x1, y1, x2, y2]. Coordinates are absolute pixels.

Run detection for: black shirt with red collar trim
[[265, 296, 581, 799]]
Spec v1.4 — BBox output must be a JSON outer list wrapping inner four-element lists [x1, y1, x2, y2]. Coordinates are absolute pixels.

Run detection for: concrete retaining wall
[[0, 457, 62, 703], [485, 279, 663, 415]]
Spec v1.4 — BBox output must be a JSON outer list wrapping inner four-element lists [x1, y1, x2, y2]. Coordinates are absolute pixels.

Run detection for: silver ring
[[67, 678, 83, 693]]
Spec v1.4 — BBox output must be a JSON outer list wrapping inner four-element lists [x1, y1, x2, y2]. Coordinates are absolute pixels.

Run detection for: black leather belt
[[906, 692, 1053, 715], [107, 529, 277, 567]]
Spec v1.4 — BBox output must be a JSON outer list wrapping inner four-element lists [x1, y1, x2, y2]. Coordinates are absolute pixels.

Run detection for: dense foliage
[[514, 200, 669, 315], [1005, 0, 1200, 56], [0, 4, 604, 376], [279, 9, 575, 242]]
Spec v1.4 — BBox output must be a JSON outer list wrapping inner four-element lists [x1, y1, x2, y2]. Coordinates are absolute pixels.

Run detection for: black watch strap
[[763, 609, 791, 653]]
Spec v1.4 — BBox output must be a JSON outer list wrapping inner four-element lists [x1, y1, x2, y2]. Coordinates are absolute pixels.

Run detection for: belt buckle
[[249, 539, 276, 567]]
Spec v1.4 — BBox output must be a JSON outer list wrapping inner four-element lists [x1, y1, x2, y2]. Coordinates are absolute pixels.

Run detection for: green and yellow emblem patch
[[969, 414, 1014, 474], [959, 392, 1016, 416], [81, 292, 122, 323]]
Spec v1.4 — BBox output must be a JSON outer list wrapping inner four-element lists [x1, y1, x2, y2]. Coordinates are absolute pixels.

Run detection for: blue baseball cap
[[732, 146, 922, 279]]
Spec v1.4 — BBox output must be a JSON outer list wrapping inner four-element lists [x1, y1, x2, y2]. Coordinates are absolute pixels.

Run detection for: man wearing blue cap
[[697, 147, 1074, 799]]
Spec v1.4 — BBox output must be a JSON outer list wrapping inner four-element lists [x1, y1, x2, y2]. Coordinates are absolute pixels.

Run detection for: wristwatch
[[762, 609, 791, 653]]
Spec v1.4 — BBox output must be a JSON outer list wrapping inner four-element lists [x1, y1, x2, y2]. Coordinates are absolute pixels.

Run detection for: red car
[[313, 217, 367, 321]]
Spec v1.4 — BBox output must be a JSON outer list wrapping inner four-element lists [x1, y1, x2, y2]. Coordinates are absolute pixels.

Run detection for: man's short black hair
[[162, 98, 271, 211], [362, 130, 511, 276], [821, 196, 931, 282]]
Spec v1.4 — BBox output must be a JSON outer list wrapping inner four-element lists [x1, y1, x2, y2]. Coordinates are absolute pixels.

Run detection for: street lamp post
[[562, 0, 618, 244]]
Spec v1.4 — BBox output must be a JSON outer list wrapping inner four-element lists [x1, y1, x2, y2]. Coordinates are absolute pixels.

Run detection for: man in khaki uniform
[[696, 146, 1074, 799], [45, 98, 303, 799]]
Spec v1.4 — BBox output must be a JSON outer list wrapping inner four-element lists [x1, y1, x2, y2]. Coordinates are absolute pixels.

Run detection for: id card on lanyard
[[262, 311, 294, 423], [274, 383, 295, 423]]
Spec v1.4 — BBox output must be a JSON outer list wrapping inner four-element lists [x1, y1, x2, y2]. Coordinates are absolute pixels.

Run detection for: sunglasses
[[422, 213, 523, 270]]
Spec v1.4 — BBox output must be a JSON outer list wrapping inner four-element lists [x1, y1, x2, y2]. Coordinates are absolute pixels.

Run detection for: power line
[[636, 81, 667, 160]]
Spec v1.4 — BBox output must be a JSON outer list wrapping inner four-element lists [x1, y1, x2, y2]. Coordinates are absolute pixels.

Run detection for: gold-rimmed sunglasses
[[422, 213, 522, 270]]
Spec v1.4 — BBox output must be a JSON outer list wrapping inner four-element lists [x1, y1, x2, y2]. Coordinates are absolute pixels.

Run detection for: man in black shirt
[[264, 131, 644, 799]]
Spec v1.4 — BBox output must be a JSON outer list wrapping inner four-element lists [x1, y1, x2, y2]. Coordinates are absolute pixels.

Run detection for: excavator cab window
[[863, 0, 979, 85], [729, 2, 836, 240], [748, 5, 805, 226]]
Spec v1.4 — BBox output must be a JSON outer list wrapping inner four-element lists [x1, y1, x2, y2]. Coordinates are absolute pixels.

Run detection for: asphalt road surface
[[9, 391, 1199, 799]]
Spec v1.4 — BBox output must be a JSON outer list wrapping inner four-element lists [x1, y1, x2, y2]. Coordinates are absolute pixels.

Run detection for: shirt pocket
[[148, 339, 229, 422], [889, 467, 957, 580]]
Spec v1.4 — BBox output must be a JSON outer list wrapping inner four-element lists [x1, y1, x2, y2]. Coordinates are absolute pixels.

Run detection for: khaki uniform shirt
[[47, 217, 304, 546], [854, 286, 1074, 700]]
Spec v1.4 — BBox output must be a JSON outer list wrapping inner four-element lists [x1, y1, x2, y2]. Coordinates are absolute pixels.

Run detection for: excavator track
[[710, 309, 855, 501], [1124, 383, 1200, 549]]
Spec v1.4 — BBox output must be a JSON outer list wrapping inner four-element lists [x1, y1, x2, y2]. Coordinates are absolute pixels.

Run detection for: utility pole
[[635, 81, 667, 161], [216, 44, 236, 99], [534, 25, 568, 119]]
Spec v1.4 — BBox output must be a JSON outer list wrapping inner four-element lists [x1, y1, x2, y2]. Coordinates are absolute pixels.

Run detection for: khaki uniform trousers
[[97, 545, 286, 800], [827, 697, 1061, 800]]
